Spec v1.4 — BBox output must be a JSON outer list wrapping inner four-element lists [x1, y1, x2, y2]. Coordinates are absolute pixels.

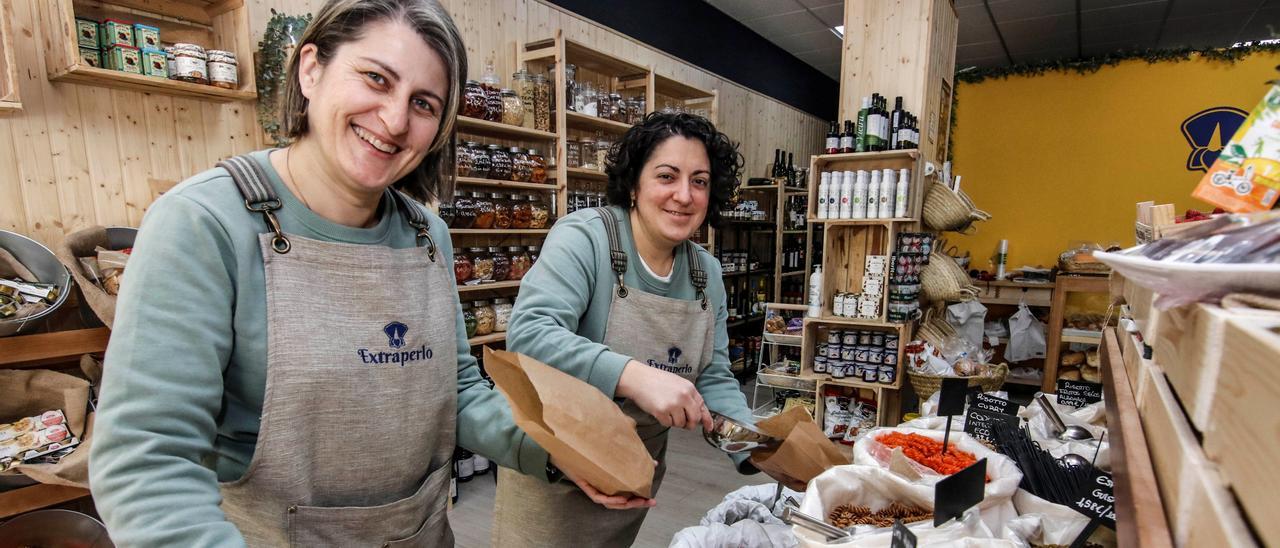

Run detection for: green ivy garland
[[955, 42, 1280, 84], [256, 9, 312, 147]]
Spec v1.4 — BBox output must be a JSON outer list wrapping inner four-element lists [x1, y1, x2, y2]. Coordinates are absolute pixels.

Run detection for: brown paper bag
[[0, 369, 94, 488], [483, 347, 655, 498], [54, 226, 118, 329], [749, 406, 851, 491]]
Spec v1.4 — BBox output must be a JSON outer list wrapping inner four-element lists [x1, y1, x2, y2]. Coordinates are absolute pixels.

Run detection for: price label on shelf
[[1056, 379, 1103, 408]]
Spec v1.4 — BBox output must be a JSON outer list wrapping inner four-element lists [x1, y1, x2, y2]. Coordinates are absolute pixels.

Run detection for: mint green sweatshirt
[[89, 150, 547, 547], [506, 206, 755, 470]]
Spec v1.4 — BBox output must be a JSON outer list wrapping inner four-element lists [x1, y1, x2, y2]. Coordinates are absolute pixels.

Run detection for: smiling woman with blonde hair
[[88, 1, 581, 546]]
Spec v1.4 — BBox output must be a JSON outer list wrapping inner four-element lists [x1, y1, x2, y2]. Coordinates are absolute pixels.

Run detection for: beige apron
[[492, 207, 715, 547], [214, 155, 457, 547]]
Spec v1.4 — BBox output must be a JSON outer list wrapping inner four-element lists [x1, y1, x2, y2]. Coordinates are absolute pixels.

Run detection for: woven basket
[[922, 181, 991, 233], [921, 249, 979, 303], [915, 306, 956, 348], [908, 363, 1009, 402]]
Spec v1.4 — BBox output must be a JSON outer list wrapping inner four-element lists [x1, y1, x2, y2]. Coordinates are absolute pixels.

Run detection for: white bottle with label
[[879, 168, 895, 218], [807, 265, 823, 317], [866, 170, 881, 219], [852, 170, 868, 219], [817, 171, 831, 220], [894, 168, 910, 218], [829, 171, 844, 219], [838, 170, 854, 219], [833, 292, 845, 317]]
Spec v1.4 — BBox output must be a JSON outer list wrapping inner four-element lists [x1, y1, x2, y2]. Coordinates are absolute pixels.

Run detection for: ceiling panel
[[809, 4, 844, 26], [1237, 7, 1280, 42], [1014, 46, 1080, 64], [997, 13, 1077, 49], [1082, 21, 1162, 44], [704, 0, 790, 22], [740, 9, 829, 37], [796, 0, 841, 8], [958, 5, 1000, 45], [771, 28, 842, 54], [957, 40, 1009, 61], [989, 0, 1076, 22], [1160, 12, 1252, 46], [1081, 1, 1168, 28], [1168, 0, 1263, 18]]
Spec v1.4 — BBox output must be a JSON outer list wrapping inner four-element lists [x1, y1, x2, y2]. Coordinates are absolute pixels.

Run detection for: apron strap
[[595, 207, 630, 298], [390, 189, 437, 262], [684, 241, 709, 310], [218, 155, 291, 254]]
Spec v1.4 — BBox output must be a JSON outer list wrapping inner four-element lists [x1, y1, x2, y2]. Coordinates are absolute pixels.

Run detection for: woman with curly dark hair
[[495, 112, 779, 546]]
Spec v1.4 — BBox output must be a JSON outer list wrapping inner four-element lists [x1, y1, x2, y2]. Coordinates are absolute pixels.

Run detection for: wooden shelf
[[564, 38, 649, 77], [457, 280, 521, 294], [0, 483, 91, 520], [565, 166, 607, 181], [0, 327, 110, 368], [813, 150, 920, 164], [468, 332, 507, 346], [565, 111, 632, 133], [723, 269, 772, 278], [1062, 331, 1103, 344], [739, 185, 779, 191], [806, 373, 900, 391], [727, 315, 765, 328], [449, 229, 550, 235], [780, 270, 806, 277], [782, 230, 807, 234], [653, 73, 714, 101], [454, 176, 557, 191], [804, 316, 909, 330], [807, 217, 916, 225], [40, 0, 257, 102], [456, 116, 558, 141]]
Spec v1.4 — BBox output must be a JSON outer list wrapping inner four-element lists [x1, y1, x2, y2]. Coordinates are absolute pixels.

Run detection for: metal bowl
[[0, 230, 71, 337], [703, 412, 781, 454], [75, 226, 137, 328], [0, 509, 115, 548]]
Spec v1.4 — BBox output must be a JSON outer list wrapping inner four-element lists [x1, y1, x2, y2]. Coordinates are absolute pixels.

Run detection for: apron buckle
[[616, 274, 628, 298], [417, 226, 437, 262]]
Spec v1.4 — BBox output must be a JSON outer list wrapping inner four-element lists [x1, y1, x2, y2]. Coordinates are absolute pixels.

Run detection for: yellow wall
[[950, 53, 1280, 269]]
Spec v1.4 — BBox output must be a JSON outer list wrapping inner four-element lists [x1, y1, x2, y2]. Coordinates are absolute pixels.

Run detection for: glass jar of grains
[[500, 89, 523, 126], [487, 144, 512, 180], [595, 136, 611, 171], [470, 248, 494, 283], [510, 147, 532, 182], [484, 86, 503, 122], [511, 194, 532, 229], [453, 249, 473, 284], [528, 195, 550, 229], [438, 201, 455, 227], [451, 192, 476, 229], [489, 246, 510, 282], [566, 138, 582, 168], [455, 141, 473, 177], [513, 70, 535, 129], [492, 192, 511, 229], [462, 302, 477, 338], [596, 92, 614, 120], [609, 93, 626, 122], [471, 191, 495, 229], [528, 149, 548, 184], [508, 246, 531, 280], [492, 297, 513, 332], [462, 80, 486, 118], [532, 74, 551, 131], [579, 138, 598, 170], [468, 142, 491, 179], [472, 300, 495, 336]]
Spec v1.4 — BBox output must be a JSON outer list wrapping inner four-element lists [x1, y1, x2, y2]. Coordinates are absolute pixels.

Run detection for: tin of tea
[[857, 330, 872, 345], [831, 361, 846, 378]]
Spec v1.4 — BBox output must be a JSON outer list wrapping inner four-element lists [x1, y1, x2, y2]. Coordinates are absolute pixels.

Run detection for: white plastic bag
[[1005, 303, 1046, 363], [1011, 489, 1091, 546], [670, 484, 803, 548], [852, 428, 1023, 533], [946, 301, 988, 349]]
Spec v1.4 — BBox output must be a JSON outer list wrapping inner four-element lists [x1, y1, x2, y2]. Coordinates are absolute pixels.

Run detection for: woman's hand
[[615, 360, 714, 431], [553, 456, 657, 510]]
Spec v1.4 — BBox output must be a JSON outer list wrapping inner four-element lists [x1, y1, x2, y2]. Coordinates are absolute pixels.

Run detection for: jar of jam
[[462, 302, 478, 338], [566, 138, 582, 168], [472, 191, 495, 229], [484, 86, 503, 122], [529, 195, 550, 229], [528, 244, 541, 265], [470, 248, 494, 283], [469, 142, 491, 179], [500, 88, 524, 126], [532, 74, 551, 131], [454, 248, 473, 284], [207, 50, 239, 89], [508, 246, 530, 280], [172, 43, 208, 85], [510, 147, 532, 182], [451, 192, 476, 228], [492, 297, 513, 332], [528, 149, 548, 184], [455, 141, 473, 177], [490, 246, 511, 282], [511, 194, 533, 229], [492, 192, 511, 229], [472, 300, 495, 336], [462, 80, 486, 118], [487, 144, 512, 181]]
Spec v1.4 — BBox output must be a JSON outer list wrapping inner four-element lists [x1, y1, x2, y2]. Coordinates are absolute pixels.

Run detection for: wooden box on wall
[[0, 0, 19, 112]]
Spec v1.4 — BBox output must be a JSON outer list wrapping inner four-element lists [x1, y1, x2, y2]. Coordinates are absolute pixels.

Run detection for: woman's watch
[[545, 462, 564, 482]]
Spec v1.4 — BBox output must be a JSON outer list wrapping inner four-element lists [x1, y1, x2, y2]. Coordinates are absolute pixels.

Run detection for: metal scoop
[[781, 506, 851, 541], [702, 412, 782, 454], [1036, 394, 1094, 441]]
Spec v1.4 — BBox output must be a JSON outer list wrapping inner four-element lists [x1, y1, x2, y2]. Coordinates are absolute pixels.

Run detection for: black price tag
[[964, 408, 1019, 444], [1071, 468, 1117, 530], [937, 377, 969, 416], [891, 519, 917, 548], [1056, 379, 1103, 408], [933, 458, 986, 527], [968, 392, 1019, 416]]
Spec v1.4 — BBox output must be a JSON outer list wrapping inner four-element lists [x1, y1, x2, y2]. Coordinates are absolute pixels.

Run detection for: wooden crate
[[1152, 304, 1280, 432], [1205, 317, 1280, 546], [1137, 364, 1257, 547], [819, 224, 891, 319], [1122, 279, 1159, 340], [37, 0, 257, 102], [0, 0, 19, 112], [1119, 328, 1152, 408], [972, 280, 1053, 307]]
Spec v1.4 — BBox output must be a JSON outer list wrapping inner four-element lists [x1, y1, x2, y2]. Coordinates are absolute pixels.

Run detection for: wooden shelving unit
[[456, 116, 558, 141], [0, 0, 21, 113], [37, 0, 257, 102], [1042, 274, 1109, 392], [457, 280, 521, 294], [468, 332, 507, 347], [454, 176, 557, 192], [564, 166, 607, 181]]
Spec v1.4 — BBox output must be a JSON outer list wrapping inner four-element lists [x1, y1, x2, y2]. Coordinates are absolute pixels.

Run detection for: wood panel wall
[[0, 0, 826, 248]]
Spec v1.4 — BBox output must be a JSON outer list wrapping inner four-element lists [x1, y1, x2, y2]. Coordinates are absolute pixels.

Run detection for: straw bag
[[907, 363, 1009, 403], [915, 306, 957, 348], [921, 249, 978, 303], [922, 181, 990, 233]]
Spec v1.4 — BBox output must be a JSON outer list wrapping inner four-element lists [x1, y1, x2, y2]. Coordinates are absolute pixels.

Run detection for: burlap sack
[[0, 368, 94, 488], [54, 226, 118, 329]]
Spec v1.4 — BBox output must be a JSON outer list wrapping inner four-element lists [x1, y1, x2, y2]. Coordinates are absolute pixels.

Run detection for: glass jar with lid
[[609, 93, 626, 122], [454, 248, 473, 284], [472, 300, 495, 336], [508, 245, 531, 280], [470, 248, 494, 283], [492, 297, 513, 332], [439, 200, 456, 227], [512, 70, 535, 128], [510, 147, 532, 182], [580, 82, 598, 116], [487, 144, 512, 181], [532, 74, 551, 131], [491, 192, 511, 229], [566, 138, 582, 168], [172, 43, 209, 85], [489, 246, 511, 282], [564, 64, 578, 112], [455, 141, 473, 177], [468, 142, 491, 179], [462, 80, 486, 119], [528, 195, 550, 229], [579, 138, 599, 170], [595, 136, 611, 172], [527, 149, 548, 184], [451, 192, 476, 228], [629, 97, 646, 124], [484, 87, 503, 122], [528, 245, 541, 265], [471, 191, 495, 229], [597, 92, 616, 120], [500, 89, 524, 126], [207, 50, 239, 89], [511, 193, 533, 229], [461, 302, 477, 338]]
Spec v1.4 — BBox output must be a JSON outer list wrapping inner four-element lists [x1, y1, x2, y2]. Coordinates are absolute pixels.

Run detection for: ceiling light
[[831, 25, 844, 39]]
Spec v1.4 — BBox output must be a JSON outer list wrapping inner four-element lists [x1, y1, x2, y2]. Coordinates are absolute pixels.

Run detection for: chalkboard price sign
[[891, 519, 918, 548], [964, 408, 1019, 444], [1056, 379, 1103, 408], [1071, 468, 1117, 530], [969, 392, 1019, 416]]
